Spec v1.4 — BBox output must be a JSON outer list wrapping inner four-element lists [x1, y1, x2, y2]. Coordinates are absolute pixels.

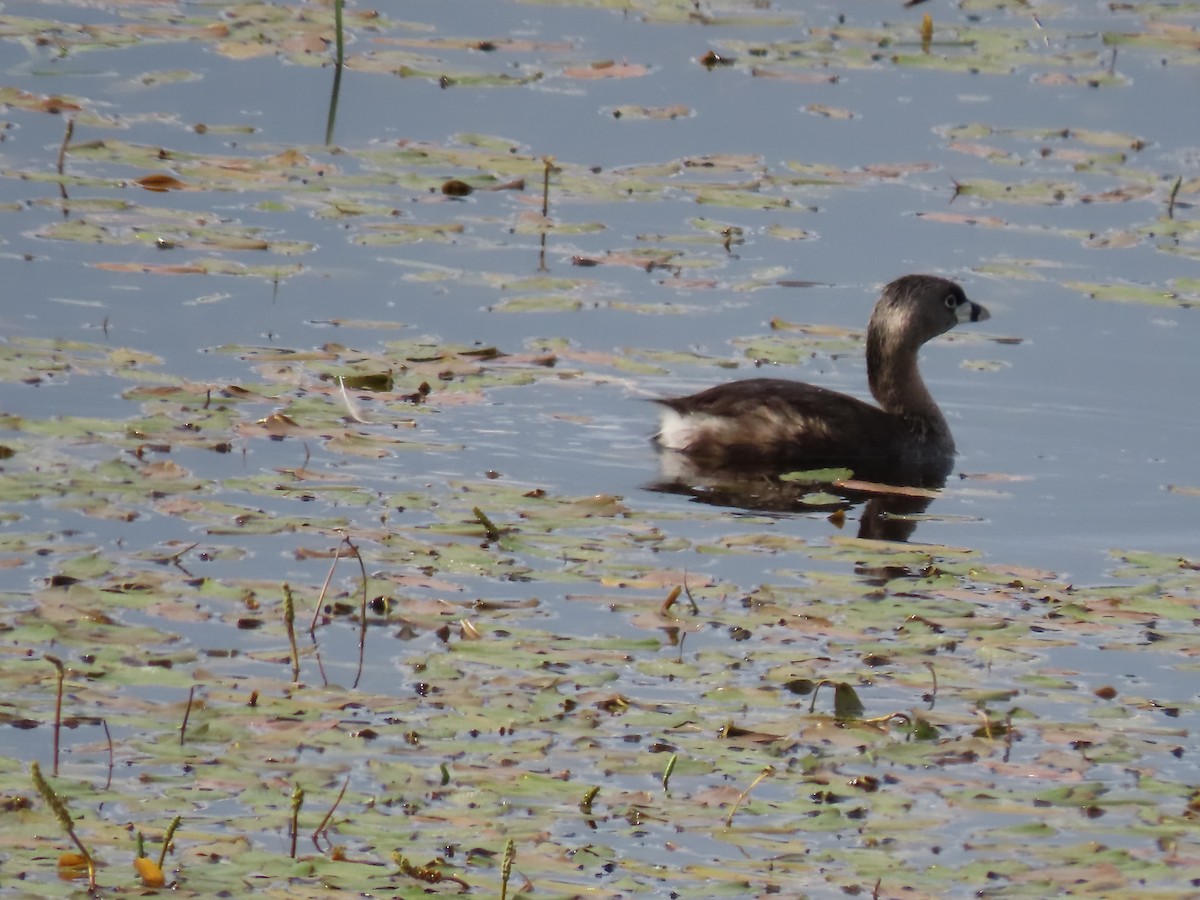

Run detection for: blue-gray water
[[2, 0, 1197, 587]]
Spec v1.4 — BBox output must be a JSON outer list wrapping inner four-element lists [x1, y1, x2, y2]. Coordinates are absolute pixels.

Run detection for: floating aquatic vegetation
[[1, 0, 1199, 894]]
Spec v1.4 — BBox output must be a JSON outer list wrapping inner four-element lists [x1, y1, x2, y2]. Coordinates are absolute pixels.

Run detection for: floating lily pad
[[1064, 280, 1198, 307], [1, 0, 1199, 895]]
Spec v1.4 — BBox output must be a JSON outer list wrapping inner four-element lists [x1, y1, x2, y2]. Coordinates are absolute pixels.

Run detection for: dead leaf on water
[[377, 36, 574, 54], [750, 67, 838, 83], [139, 460, 191, 481], [918, 211, 1009, 229], [804, 104, 856, 120], [609, 105, 693, 121], [562, 61, 650, 79], [836, 479, 940, 499], [135, 173, 188, 192], [0, 87, 82, 113], [92, 261, 209, 275]]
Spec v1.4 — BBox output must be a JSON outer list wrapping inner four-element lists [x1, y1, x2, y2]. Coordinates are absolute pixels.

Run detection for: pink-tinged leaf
[[562, 61, 650, 79], [918, 211, 1009, 228]]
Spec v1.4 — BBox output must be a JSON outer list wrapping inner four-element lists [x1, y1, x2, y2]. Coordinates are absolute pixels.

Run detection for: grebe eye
[[944, 294, 959, 309]]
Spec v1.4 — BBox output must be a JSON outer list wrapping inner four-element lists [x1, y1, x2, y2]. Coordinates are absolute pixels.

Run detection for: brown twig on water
[[45, 655, 65, 776], [167, 541, 199, 575], [541, 155, 555, 217], [312, 775, 350, 852], [304, 534, 368, 686], [102, 719, 113, 790], [310, 539, 344, 634], [538, 153, 556, 272], [57, 118, 73, 175], [660, 585, 682, 616], [1167, 175, 1182, 220], [681, 572, 700, 614], [179, 685, 195, 745], [808, 678, 837, 714], [346, 536, 369, 689]]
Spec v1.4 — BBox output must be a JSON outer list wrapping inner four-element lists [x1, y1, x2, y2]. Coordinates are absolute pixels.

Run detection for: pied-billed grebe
[[653, 274, 989, 470]]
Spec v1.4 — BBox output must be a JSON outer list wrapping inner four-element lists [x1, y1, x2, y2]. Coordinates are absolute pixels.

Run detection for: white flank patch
[[656, 409, 722, 451]]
